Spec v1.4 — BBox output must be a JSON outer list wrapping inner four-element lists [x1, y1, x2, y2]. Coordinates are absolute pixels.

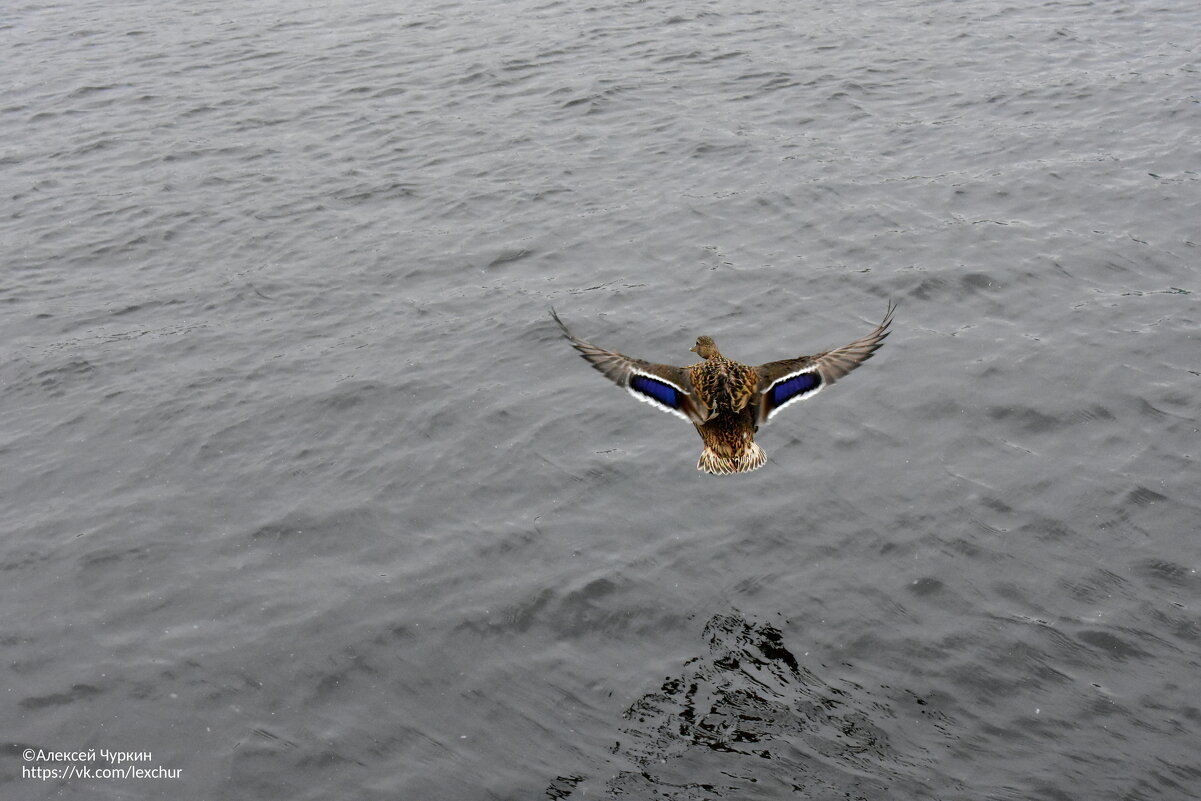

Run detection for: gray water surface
[[3, 0, 1200, 798]]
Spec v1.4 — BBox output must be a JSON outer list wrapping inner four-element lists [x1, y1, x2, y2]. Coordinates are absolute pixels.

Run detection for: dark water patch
[[1125, 485, 1168, 506], [20, 683, 103, 710], [1133, 559, 1197, 589], [33, 358, 98, 397], [1148, 606, 1201, 646], [1067, 404, 1116, 424], [1016, 513, 1077, 542], [908, 576, 947, 598], [479, 573, 685, 639], [486, 247, 536, 269], [550, 611, 959, 799], [79, 544, 153, 570], [959, 271, 1003, 293], [546, 773, 585, 799], [329, 180, 417, 207], [248, 726, 300, 751], [985, 404, 1063, 435], [1062, 568, 1132, 605], [1073, 628, 1153, 662]]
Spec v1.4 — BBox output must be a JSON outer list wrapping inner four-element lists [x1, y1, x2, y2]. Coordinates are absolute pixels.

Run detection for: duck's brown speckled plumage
[[686, 338, 767, 474], [552, 303, 894, 475]]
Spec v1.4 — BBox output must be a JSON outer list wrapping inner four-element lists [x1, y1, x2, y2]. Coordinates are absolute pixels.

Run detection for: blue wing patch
[[630, 374, 681, 409], [770, 372, 822, 407]]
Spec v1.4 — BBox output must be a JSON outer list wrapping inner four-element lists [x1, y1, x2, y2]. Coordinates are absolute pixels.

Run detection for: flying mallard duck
[[551, 302, 894, 475]]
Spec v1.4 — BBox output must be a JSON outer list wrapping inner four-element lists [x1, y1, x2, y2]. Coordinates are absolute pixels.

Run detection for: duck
[[551, 302, 894, 475]]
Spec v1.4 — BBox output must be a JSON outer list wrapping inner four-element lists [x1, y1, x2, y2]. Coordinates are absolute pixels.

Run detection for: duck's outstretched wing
[[752, 301, 895, 424], [551, 309, 710, 425]]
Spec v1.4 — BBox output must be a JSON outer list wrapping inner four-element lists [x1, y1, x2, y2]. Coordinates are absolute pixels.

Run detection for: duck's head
[[690, 336, 721, 360]]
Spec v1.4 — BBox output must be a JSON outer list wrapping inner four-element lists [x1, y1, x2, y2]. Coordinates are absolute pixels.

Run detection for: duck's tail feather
[[697, 441, 767, 475]]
